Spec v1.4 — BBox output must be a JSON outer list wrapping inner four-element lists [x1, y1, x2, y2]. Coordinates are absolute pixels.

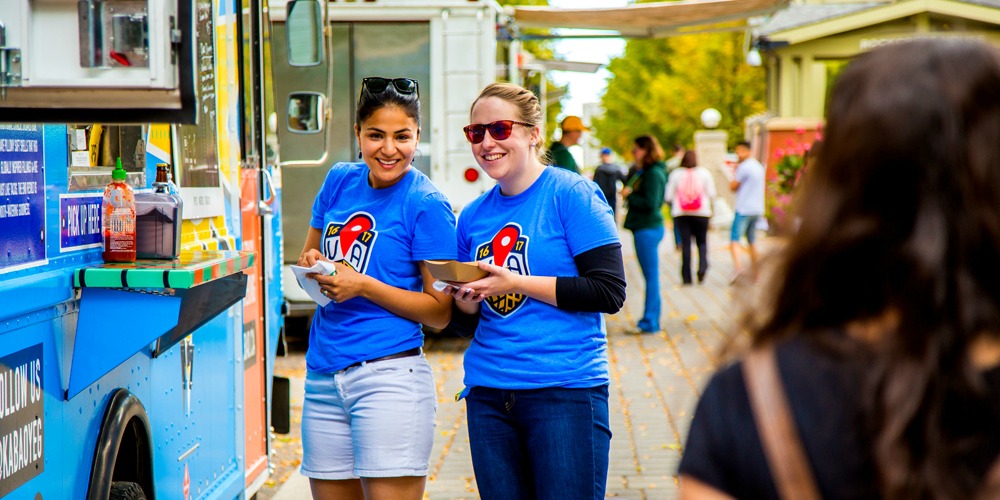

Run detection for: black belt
[[345, 347, 422, 370]]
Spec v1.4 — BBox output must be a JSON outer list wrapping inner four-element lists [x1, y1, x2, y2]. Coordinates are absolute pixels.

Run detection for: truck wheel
[[109, 481, 147, 500]]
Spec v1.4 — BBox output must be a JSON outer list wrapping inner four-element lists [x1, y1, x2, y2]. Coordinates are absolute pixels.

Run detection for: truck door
[[236, 0, 276, 491], [272, 6, 434, 316], [280, 20, 433, 292]]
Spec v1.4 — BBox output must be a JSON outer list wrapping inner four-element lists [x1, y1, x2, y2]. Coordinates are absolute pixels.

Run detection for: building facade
[[756, 0, 1000, 119]]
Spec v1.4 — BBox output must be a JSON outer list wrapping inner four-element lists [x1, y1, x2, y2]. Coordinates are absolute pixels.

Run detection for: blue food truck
[[0, 0, 287, 497]]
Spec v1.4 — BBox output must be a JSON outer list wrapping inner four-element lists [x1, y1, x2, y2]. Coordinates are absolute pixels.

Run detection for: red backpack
[[677, 169, 703, 211]]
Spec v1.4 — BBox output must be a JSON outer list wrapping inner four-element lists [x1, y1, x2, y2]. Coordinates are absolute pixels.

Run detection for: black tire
[[109, 481, 147, 500]]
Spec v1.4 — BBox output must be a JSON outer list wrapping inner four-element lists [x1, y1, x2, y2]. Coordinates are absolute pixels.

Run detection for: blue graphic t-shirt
[[457, 167, 619, 393], [306, 162, 457, 372]]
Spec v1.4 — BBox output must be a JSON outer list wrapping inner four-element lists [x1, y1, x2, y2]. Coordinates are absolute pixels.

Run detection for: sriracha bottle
[[102, 158, 137, 263]]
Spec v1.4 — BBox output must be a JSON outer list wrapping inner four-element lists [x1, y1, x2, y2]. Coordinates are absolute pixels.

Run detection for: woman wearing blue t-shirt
[[296, 77, 457, 500], [447, 82, 626, 500]]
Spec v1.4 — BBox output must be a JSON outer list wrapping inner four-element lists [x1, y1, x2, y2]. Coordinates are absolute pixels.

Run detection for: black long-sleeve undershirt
[[555, 242, 626, 313]]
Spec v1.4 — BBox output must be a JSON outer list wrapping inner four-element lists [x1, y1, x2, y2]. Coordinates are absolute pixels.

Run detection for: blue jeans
[[632, 226, 664, 332], [466, 385, 612, 500]]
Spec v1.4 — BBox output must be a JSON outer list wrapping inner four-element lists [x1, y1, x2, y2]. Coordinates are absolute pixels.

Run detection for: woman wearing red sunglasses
[[446, 82, 626, 499]]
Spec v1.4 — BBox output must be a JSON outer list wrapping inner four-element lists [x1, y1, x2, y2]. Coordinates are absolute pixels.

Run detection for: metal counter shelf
[[66, 250, 255, 399]]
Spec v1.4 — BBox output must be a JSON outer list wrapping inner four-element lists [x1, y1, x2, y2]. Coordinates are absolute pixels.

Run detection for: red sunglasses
[[463, 120, 534, 144]]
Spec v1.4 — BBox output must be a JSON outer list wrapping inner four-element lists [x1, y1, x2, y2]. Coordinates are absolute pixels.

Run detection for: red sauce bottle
[[102, 158, 137, 263]]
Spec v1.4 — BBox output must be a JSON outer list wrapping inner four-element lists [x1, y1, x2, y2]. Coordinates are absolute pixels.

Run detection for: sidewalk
[[267, 227, 761, 499]]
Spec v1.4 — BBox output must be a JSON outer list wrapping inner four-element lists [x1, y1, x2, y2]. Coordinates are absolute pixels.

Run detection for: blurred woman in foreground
[[679, 39, 1000, 499]]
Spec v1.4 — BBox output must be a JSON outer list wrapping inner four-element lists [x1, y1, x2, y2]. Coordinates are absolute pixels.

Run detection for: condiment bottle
[[102, 158, 137, 262]]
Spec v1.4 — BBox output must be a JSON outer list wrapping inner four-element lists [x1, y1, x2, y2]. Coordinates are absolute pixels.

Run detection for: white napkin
[[290, 260, 338, 306]]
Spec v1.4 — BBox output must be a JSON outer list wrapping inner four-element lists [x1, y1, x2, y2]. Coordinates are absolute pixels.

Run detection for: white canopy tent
[[511, 0, 788, 38]]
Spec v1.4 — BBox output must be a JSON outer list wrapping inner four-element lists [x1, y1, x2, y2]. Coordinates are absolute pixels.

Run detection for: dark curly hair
[[750, 39, 1000, 498]]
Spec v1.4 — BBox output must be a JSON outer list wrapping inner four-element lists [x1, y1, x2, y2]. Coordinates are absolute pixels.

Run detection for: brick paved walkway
[[268, 226, 763, 500]]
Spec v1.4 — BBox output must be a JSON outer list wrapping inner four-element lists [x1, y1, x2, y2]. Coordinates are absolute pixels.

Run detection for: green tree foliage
[[595, 31, 766, 158], [594, 37, 675, 155]]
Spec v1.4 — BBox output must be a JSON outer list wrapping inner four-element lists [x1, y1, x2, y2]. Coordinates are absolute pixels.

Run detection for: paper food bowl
[[424, 260, 489, 283]]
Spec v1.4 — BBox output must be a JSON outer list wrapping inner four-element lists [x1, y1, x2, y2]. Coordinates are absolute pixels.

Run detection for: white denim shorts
[[300, 353, 437, 479]]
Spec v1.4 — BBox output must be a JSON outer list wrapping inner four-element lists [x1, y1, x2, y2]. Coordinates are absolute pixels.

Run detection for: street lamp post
[[694, 107, 734, 227]]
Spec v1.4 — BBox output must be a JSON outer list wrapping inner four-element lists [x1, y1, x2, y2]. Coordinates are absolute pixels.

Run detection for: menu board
[[0, 125, 46, 272], [176, 0, 223, 219]]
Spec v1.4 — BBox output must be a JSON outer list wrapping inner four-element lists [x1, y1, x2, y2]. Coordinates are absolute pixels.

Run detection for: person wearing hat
[[592, 147, 627, 219], [547, 115, 588, 174]]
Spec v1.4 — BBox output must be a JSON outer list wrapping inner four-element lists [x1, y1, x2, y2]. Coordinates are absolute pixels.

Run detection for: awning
[[512, 0, 789, 38], [534, 59, 604, 73]]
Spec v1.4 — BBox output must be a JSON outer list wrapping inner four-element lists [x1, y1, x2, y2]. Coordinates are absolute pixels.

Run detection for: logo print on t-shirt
[[323, 212, 377, 273], [475, 223, 530, 317]]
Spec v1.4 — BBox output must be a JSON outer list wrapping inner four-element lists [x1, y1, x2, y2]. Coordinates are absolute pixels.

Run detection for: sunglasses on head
[[362, 77, 418, 95], [463, 120, 534, 144]]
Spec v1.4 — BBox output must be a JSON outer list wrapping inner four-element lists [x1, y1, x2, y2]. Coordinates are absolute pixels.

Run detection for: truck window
[[352, 22, 432, 172], [286, 0, 324, 66], [67, 124, 147, 191], [287, 93, 326, 133]]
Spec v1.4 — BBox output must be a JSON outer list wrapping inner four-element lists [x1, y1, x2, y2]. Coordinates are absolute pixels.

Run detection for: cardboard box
[[424, 260, 489, 283]]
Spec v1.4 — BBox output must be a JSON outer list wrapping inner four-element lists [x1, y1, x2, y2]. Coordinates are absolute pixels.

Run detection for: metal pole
[[0, 21, 7, 100]]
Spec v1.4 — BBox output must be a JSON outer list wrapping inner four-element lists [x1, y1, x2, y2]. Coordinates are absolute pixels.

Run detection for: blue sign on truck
[[0, 125, 45, 272], [60, 194, 104, 252], [0, 343, 43, 497]]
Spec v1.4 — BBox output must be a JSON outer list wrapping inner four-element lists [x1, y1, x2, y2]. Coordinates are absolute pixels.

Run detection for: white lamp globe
[[700, 108, 722, 129]]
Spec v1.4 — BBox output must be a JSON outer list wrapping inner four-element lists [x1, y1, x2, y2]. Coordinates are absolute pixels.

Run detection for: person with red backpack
[[665, 150, 716, 285]]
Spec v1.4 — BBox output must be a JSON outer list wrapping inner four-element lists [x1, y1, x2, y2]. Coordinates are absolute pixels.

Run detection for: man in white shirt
[[729, 141, 765, 282]]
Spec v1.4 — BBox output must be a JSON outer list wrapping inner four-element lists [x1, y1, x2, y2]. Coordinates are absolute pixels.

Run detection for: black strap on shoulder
[[743, 346, 822, 500], [745, 345, 1000, 500]]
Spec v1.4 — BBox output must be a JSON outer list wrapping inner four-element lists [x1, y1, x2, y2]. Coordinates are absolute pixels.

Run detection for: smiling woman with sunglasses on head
[[361, 76, 418, 95], [445, 82, 626, 499], [295, 76, 456, 500]]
